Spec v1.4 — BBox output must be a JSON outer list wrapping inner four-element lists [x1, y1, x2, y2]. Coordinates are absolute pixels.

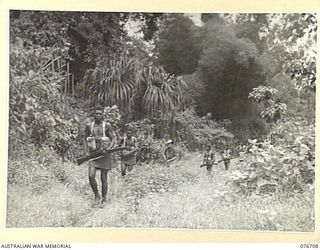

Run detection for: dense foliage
[[154, 14, 202, 75], [263, 14, 317, 92], [8, 11, 316, 200], [83, 52, 186, 119], [230, 118, 315, 195], [9, 41, 79, 156], [197, 21, 265, 120], [7, 11, 316, 232], [173, 109, 234, 150], [249, 86, 287, 122]]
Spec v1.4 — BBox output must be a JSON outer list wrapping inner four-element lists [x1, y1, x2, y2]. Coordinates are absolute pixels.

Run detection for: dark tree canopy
[[9, 11, 316, 140], [197, 21, 267, 119], [154, 14, 202, 75]]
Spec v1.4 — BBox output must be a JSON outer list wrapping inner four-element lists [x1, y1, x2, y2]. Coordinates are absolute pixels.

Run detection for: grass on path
[[6, 152, 314, 231]]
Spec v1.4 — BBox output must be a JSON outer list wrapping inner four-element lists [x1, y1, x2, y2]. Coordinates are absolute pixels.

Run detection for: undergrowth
[[6, 127, 315, 231]]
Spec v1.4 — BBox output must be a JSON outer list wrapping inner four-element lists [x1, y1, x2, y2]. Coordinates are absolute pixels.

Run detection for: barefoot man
[[120, 127, 138, 176], [84, 105, 116, 205]]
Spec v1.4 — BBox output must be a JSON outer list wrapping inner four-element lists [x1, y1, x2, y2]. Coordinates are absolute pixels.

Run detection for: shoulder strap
[[90, 121, 106, 137], [102, 121, 106, 137], [90, 121, 95, 136]]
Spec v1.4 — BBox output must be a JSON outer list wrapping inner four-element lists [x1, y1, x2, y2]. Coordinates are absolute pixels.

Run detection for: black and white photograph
[[7, 10, 316, 232]]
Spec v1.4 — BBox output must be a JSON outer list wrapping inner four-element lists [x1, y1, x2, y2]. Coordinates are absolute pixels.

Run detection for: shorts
[[88, 153, 112, 170]]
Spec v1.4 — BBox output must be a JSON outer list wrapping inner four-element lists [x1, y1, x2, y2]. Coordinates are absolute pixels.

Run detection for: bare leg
[[88, 166, 100, 202], [101, 169, 108, 203], [224, 160, 230, 170], [121, 161, 126, 176], [127, 164, 134, 172]]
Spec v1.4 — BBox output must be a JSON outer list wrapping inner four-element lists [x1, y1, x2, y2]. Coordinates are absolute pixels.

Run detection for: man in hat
[[163, 139, 176, 167]]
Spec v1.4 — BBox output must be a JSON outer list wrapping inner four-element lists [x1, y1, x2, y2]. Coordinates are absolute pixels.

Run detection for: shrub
[[174, 108, 234, 150], [124, 118, 188, 163], [229, 118, 315, 195], [249, 86, 287, 123], [9, 43, 80, 159]]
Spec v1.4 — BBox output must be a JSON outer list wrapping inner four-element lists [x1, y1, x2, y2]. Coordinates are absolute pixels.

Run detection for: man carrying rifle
[[201, 145, 215, 172], [84, 105, 116, 205], [222, 147, 231, 171], [120, 128, 138, 176]]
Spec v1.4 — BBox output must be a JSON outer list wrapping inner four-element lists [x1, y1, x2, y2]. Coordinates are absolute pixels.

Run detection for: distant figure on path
[[202, 145, 215, 171], [222, 148, 231, 171], [120, 128, 138, 176], [163, 139, 176, 167], [84, 105, 116, 205]]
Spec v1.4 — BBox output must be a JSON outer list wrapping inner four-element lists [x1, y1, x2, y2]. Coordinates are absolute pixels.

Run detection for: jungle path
[[77, 152, 241, 228]]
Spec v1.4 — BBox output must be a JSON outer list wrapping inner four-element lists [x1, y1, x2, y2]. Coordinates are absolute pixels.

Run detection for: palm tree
[[83, 54, 187, 120], [82, 53, 136, 109], [99, 54, 136, 110], [135, 66, 186, 118]]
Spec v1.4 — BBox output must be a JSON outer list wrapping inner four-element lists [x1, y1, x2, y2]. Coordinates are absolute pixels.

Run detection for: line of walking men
[[82, 105, 234, 206]]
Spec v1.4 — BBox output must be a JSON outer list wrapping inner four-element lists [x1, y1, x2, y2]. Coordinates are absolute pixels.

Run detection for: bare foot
[[98, 198, 107, 208], [92, 195, 101, 206]]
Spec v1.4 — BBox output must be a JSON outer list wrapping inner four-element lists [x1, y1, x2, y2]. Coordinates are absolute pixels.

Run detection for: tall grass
[[7, 151, 314, 231], [84, 154, 315, 231], [6, 184, 92, 227]]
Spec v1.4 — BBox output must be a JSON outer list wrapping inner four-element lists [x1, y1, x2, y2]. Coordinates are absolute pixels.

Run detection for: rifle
[[164, 157, 176, 167], [120, 148, 140, 159], [167, 157, 176, 163], [200, 157, 237, 168], [77, 147, 127, 166], [200, 159, 222, 168]]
